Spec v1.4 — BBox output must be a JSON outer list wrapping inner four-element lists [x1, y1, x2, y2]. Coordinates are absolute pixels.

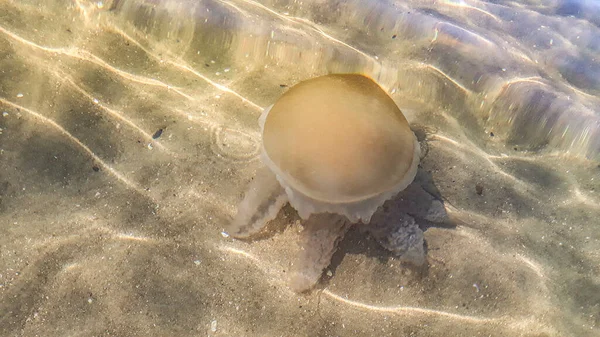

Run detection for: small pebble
[[152, 128, 163, 139], [475, 183, 484, 196], [16, 93, 23, 98], [210, 320, 217, 332], [2, 112, 8, 117]]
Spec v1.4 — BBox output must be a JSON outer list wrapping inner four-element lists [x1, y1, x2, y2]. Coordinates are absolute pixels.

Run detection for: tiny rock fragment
[[475, 183, 484, 196], [152, 128, 163, 139]]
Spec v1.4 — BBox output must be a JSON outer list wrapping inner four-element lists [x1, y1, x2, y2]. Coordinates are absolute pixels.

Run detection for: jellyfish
[[228, 74, 448, 292]]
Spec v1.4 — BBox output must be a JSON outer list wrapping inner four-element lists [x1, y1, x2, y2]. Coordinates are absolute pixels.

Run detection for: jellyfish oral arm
[[289, 213, 353, 293], [228, 166, 288, 238]]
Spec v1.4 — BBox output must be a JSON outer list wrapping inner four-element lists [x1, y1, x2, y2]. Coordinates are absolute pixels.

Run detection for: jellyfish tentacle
[[290, 213, 353, 293], [228, 165, 288, 238], [367, 212, 426, 266]]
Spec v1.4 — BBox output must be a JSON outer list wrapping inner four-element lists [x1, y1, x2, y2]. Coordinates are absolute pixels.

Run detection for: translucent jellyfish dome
[[259, 74, 420, 223]]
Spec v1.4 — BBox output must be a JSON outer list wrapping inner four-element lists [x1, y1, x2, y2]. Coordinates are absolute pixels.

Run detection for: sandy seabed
[[1, 0, 599, 336]]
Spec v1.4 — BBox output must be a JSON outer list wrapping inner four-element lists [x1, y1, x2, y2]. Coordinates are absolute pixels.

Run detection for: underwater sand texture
[[0, 0, 599, 336]]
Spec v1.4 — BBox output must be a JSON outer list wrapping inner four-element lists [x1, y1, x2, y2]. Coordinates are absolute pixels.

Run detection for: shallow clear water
[[0, 0, 599, 336]]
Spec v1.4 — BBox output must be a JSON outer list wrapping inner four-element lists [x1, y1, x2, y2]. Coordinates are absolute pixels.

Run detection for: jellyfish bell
[[259, 74, 420, 223]]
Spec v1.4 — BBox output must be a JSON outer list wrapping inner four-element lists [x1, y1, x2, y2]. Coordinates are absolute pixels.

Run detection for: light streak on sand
[[0, 25, 193, 100], [570, 186, 600, 209], [430, 133, 535, 191], [322, 290, 497, 323], [0, 24, 74, 54], [433, 21, 496, 48], [166, 62, 263, 111], [220, 246, 261, 263], [63, 262, 81, 271], [186, 189, 236, 217], [452, 223, 550, 291], [0, 24, 261, 111], [444, 206, 494, 228], [225, 0, 375, 61], [441, 0, 501, 22], [73, 0, 98, 21], [216, 0, 254, 18], [54, 71, 171, 153], [489, 76, 562, 105], [77, 50, 195, 101], [0, 99, 143, 194], [501, 76, 548, 89], [218, 245, 290, 290], [516, 254, 545, 280], [115, 232, 154, 242], [109, 26, 263, 111], [410, 62, 472, 95], [1, 23, 175, 151], [431, 133, 461, 146], [425, 64, 472, 94]]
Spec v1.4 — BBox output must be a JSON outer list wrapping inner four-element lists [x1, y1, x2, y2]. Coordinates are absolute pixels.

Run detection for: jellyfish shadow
[[321, 166, 457, 288]]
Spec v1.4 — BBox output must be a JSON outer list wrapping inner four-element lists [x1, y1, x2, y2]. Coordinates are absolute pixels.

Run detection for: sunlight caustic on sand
[[322, 289, 499, 323], [55, 71, 172, 153], [226, 0, 376, 61], [440, 0, 501, 22], [108, 26, 264, 111], [1, 1, 598, 336], [0, 25, 194, 100], [0, 24, 261, 112], [0, 98, 144, 194]]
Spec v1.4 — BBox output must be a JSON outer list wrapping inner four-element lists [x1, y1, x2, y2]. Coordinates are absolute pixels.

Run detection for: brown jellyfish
[[228, 74, 447, 292]]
